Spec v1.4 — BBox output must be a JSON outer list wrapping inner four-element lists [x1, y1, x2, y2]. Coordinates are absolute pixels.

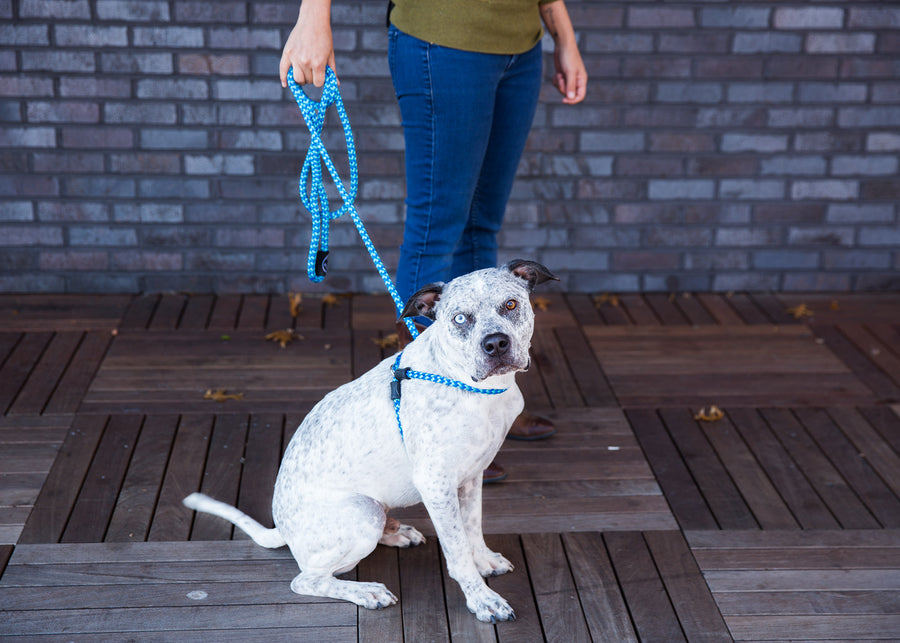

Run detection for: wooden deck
[[1, 291, 899, 641]]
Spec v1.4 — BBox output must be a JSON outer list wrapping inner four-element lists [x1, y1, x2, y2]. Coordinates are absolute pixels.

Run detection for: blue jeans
[[388, 26, 542, 304]]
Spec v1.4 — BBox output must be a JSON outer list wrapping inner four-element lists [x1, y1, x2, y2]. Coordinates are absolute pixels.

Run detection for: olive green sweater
[[390, 0, 558, 55]]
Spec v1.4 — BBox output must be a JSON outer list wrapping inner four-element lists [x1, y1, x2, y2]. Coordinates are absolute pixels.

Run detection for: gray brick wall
[[1, 0, 898, 293]]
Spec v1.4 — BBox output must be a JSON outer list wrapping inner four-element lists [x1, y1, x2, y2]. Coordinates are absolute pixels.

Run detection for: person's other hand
[[552, 42, 587, 104]]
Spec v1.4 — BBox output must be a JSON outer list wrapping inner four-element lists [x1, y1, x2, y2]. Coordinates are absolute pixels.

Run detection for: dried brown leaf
[[204, 389, 244, 402], [532, 296, 551, 312], [288, 292, 303, 318], [265, 328, 303, 348], [373, 333, 400, 350], [321, 293, 339, 307], [593, 292, 620, 308], [786, 303, 814, 319], [694, 405, 724, 422]]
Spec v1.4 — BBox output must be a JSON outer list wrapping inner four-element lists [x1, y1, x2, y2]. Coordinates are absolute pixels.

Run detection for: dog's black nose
[[481, 333, 510, 357]]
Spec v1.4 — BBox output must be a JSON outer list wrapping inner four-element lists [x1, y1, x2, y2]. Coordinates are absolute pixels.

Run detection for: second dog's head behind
[[400, 260, 557, 383]]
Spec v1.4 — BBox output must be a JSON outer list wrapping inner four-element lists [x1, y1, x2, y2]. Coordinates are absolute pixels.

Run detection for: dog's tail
[[183, 493, 286, 549]]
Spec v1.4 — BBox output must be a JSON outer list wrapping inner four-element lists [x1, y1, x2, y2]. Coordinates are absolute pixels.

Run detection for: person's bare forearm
[[540, 0, 587, 104]]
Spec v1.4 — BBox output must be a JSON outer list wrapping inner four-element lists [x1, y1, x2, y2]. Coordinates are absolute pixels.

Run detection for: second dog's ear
[[505, 260, 559, 291], [400, 282, 444, 320]]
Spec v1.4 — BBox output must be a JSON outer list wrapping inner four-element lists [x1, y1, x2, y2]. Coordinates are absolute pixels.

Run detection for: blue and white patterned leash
[[285, 66, 418, 338]]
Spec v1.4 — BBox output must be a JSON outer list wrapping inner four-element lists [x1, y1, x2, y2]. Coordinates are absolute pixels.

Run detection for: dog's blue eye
[[454, 313, 467, 325]]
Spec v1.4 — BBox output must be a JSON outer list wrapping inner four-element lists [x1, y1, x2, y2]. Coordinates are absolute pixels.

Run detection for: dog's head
[[400, 260, 558, 383]]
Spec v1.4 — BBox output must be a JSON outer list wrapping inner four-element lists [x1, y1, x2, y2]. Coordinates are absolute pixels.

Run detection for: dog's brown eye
[[505, 300, 517, 311]]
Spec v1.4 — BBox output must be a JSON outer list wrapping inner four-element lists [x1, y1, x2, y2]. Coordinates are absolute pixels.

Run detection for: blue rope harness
[[287, 67, 508, 442], [390, 352, 508, 443]]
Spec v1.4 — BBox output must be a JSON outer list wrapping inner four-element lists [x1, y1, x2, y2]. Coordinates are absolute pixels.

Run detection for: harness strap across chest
[[390, 352, 507, 443]]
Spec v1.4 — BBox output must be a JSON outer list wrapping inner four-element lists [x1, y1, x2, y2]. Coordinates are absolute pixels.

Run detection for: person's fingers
[[279, 53, 291, 87]]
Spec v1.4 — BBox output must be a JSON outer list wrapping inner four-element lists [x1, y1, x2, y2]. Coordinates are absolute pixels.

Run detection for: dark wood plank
[[698, 411, 799, 529], [322, 294, 352, 331], [643, 531, 731, 643], [859, 404, 900, 455], [352, 328, 389, 379], [626, 408, 718, 530], [43, 331, 113, 415], [562, 532, 638, 642], [812, 323, 900, 403], [118, 294, 158, 330], [840, 323, 900, 390], [531, 327, 583, 408], [795, 407, 900, 528], [659, 408, 758, 529], [727, 293, 771, 324], [191, 413, 251, 541], [644, 292, 690, 325], [0, 544, 11, 577], [563, 294, 604, 327], [486, 534, 544, 643], [696, 293, 745, 325], [0, 332, 52, 414], [147, 414, 215, 542], [675, 292, 717, 325], [554, 327, 617, 406], [357, 544, 404, 643], [521, 533, 591, 642], [827, 406, 900, 499], [206, 294, 242, 331], [7, 331, 83, 415], [148, 294, 186, 330], [0, 294, 131, 331], [750, 291, 798, 324], [440, 548, 498, 643], [177, 294, 214, 329], [727, 407, 840, 529], [62, 414, 144, 543], [399, 537, 450, 642], [761, 408, 880, 529], [351, 294, 399, 330], [265, 293, 296, 331], [618, 294, 660, 325], [604, 531, 686, 642], [105, 415, 179, 543], [18, 415, 107, 544], [233, 413, 283, 539], [236, 294, 268, 330]]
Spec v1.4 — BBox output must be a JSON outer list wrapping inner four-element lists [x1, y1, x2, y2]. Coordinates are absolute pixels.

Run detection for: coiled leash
[[286, 66, 416, 337], [287, 66, 506, 442]]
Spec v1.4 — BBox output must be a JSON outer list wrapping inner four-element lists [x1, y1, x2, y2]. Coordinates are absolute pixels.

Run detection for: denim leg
[[451, 43, 543, 277], [389, 27, 542, 303]]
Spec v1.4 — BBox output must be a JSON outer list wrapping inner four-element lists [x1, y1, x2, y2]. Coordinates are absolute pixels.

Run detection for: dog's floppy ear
[[400, 282, 444, 320], [505, 260, 559, 291]]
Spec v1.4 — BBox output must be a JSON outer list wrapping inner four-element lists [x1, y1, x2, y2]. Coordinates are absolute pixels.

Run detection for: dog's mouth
[[473, 358, 529, 382]]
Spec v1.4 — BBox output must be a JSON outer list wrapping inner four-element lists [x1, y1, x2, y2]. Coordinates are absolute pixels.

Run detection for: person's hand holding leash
[[280, 0, 336, 87]]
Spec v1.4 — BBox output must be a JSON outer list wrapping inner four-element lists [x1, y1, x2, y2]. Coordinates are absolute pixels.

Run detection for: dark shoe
[[507, 410, 556, 441], [482, 460, 507, 484]]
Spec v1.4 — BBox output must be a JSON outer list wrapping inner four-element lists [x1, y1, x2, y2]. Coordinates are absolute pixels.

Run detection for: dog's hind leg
[[378, 516, 425, 548], [279, 493, 398, 609]]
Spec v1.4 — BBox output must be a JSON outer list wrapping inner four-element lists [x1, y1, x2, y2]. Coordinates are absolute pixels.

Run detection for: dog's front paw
[[474, 550, 514, 577], [346, 581, 399, 610], [466, 586, 515, 623]]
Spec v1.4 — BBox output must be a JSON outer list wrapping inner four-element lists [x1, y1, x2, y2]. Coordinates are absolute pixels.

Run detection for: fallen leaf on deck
[[694, 405, 724, 422], [373, 333, 400, 349], [593, 293, 620, 308], [830, 300, 840, 311], [204, 389, 244, 402], [265, 329, 302, 348], [321, 293, 339, 307], [288, 292, 303, 318], [786, 303, 814, 319], [532, 296, 551, 312]]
